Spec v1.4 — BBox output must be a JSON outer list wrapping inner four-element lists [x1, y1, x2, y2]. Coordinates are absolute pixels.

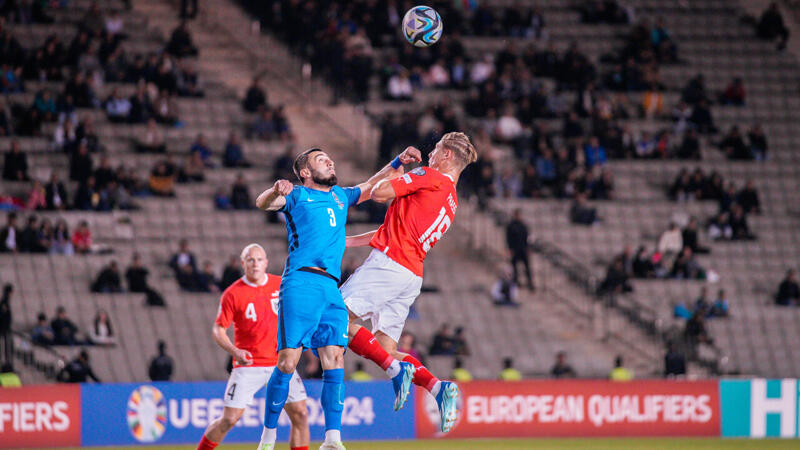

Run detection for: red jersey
[[215, 275, 281, 368], [370, 166, 458, 277]]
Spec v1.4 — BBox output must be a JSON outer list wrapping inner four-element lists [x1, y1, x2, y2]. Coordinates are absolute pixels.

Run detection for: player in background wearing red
[[197, 244, 309, 450], [342, 132, 477, 433]]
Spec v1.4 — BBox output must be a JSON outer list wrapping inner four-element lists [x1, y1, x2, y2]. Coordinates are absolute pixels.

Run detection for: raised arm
[[346, 230, 377, 248], [256, 179, 293, 211], [354, 146, 422, 204]]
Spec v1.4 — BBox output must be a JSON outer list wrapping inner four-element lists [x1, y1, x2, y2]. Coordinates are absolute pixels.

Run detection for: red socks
[[291, 447, 310, 450], [197, 436, 218, 450], [402, 355, 439, 392], [348, 327, 393, 370]]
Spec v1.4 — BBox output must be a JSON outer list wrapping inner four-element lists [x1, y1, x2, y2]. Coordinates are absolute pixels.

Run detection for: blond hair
[[440, 132, 477, 167], [240, 243, 266, 261]]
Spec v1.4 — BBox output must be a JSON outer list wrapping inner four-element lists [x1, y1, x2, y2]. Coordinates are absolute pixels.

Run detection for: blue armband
[[390, 156, 402, 169]]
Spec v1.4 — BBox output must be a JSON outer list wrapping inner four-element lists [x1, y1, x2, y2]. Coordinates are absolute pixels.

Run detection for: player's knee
[[347, 322, 361, 339], [218, 412, 241, 432], [276, 359, 297, 374], [288, 402, 308, 427]]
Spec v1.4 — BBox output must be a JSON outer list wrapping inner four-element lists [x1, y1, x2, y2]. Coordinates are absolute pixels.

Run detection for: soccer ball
[[402, 6, 443, 48]]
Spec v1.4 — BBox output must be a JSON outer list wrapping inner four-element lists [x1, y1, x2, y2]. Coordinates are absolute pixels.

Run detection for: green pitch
[[69, 438, 798, 449]]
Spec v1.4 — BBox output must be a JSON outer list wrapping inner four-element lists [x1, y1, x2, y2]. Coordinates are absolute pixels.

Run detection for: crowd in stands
[[428, 323, 470, 357], [0, 211, 96, 254]]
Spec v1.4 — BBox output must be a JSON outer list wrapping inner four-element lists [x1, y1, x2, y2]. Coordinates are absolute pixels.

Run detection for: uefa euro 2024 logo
[[127, 385, 168, 442]]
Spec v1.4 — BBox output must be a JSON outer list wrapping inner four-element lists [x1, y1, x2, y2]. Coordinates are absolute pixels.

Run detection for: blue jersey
[[279, 185, 361, 280]]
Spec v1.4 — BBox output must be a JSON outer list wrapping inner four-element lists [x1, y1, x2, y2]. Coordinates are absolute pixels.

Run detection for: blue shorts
[[277, 270, 349, 351]]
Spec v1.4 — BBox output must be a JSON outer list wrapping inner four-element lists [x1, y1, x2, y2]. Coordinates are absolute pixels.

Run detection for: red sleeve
[[390, 170, 439, 198], [215, 290, 235, 328]]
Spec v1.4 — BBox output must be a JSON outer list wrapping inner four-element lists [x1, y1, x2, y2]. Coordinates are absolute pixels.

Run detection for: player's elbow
[[370, 185, 393, 203]]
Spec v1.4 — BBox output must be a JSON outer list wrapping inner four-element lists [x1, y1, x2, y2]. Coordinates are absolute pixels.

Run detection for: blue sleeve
[[343, 186, 361, 206], [279, 186, 300, 212]]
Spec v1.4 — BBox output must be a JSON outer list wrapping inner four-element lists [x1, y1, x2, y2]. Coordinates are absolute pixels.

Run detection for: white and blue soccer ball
[[402, 6, 443, 48]]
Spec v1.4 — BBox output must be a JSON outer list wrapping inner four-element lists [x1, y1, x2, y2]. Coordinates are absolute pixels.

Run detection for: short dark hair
[[293, 148, 323, 182]]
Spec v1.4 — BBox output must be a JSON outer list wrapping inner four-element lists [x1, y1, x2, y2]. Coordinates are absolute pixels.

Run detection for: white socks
[[324, 429, 341, 443], [385, 359, 401, 378], [430, 380, 442, 398], [259, 427, 276, 445]]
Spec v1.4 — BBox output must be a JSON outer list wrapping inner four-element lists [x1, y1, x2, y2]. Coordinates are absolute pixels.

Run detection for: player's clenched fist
[[399, 146, 423, 164], [273, 179, 293, 196]]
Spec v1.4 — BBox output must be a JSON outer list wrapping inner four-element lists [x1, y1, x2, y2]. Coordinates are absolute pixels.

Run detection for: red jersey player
[[197, 244, 309, 450], [341, 132, 477, 433]]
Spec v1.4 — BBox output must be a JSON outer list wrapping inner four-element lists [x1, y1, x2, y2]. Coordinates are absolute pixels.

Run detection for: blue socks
[[321, 368, 345, 432], [264, 367, 293, 428]]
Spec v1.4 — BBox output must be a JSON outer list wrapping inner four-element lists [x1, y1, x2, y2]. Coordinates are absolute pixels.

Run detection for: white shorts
[[223, 366, 307, 409], [341, 249, 423, 342]]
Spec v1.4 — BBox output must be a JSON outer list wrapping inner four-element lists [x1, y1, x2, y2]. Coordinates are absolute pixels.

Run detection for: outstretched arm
[[256, 179, 293, 211], [346, 230, 377, 248], [354, 146, 422, 204]]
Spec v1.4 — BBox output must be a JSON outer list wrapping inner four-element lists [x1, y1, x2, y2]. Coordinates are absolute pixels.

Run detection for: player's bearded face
[[310, 166, 338, 186]]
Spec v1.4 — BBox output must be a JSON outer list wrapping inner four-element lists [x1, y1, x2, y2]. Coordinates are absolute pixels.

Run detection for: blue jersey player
[[254, 147, 420, 450]]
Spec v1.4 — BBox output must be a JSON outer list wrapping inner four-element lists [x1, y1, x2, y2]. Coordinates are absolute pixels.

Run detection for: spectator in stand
[[69, 142, 94, 183], [570, 193, 597, 225], [775, 269, 799, 306], [89, 309, 115, 346], [219, 256, 242, 290], [148, 160, 176, 197], [657, 222, 683, 257], [684, 310, 713, 351], [349, 362, 373, 381], [682, 74, 708, 106], [58, 350, 100, 383], [673, 300, 692, 320], [609, 356, 633, 381], [719, 78, 745, 106], [51, 220, 73, 255], [105, 87, 131, 123], [584, 136, 607, 168], [748, 124, 768, 161], [45, 172, 68, 210], [230, 173, 251, 210], [179, 152, 205, 183], [452, 326, 470, 356], [26, 180, 46, 211], [676, 129, 701, 160], [682, 217, 709, 254], [491, 267, 520, 308], [243, 76, 267, 113], [91, 261, 123, 293], [19, 215, 46, 253], [387, 69, 413, 101], [189, 133, 213, 167], [153, 90, 179, 125], [632, 246, 656, 278], [165, 22, 198, 57], [149, 340, 174, 381], [125, 253, 149, 292], [429, 324, 454, 356], [499, 357, 522, 381], [598, 257, 632, 295], [32, 312, 55, 346], [719, 126, 751, 160], [451, 358, 473, 382], [180, 0, 198, 19], [170, 239, 198, 291], [729, 204, 755, 240], [506, 209, 534, 290], [136, 119, 166, 153], [51, 306, 80, 346], [72, 220, 92, 254], [757, 2, 790, 50], [222, 132, 250, 168], [689, 99, 715, 134], [195, 260, 219, 293], [707, 211, 733, 241], [398, 332, 424, 364], [3, 139, 29, 181], [0, 285, 11, 366], [710, 289, 730, 318], [551, 351, 576, 378], [693, 286, 711, 317], [664, 342, 687, 377], [0, 213, 19, 253], [671, 247, 705, 280], [250, 108, 276, 140], [737, 180, 761, 215]]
